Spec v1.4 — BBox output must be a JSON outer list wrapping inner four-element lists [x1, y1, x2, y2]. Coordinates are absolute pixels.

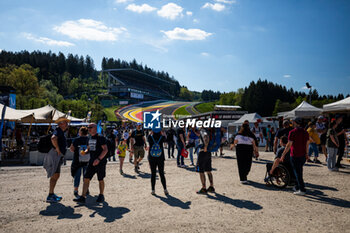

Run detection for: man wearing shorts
[[196, 128, 215, 194], [130, 123, 148, 173], [74, 123, 108, 203], [45, 117, 69, 203]]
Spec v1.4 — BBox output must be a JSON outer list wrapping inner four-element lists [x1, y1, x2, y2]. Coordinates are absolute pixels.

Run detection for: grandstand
[[104, 69, 175, 103]]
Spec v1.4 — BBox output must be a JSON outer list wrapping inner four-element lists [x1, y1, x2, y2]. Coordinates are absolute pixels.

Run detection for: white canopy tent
[[278, 101, 322, 119], [0, 104, 85, 122], [323, 97, 350, 113], [230, 113, 262, 126], [0, 103, 34, 122]]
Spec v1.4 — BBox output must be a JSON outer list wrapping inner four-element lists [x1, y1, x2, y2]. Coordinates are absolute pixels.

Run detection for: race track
[[117, 100, 195, 122]]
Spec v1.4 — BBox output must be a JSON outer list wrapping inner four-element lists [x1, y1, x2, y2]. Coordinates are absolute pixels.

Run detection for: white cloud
[[161, 27, 212, 41], [201, 52, 210, 56], [24, 33, 75, 47], [283, 74, 291, 78], [126, 4, 156, 13], [186, 11, 193, 16], [301, 86, 308, 90], [157, 3, 183, 20], [193, 19, 199, 23], [115, 0, 132, 3], [54, 19, 127, 41], [215, 0, 236, 4], [202, 3, 225, 11]]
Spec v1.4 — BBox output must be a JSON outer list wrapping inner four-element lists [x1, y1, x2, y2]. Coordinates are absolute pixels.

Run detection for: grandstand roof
[[104, 68, 175, 85]]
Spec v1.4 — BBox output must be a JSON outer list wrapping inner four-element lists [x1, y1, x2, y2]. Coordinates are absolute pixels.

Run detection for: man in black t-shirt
[[107, 130, 117, 162], [74, 123, 108, 204], [130, 123, 148, 173], [166, 127, 176, 159], [335, 116, 348, 168], [273, 120, 292, 154]]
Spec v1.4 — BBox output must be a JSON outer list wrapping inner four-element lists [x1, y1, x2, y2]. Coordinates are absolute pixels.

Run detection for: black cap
[[294, 117, 303, 125]]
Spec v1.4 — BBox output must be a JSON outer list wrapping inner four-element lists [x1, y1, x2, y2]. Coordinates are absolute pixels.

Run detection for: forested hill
[[0, 50, 181, 120]]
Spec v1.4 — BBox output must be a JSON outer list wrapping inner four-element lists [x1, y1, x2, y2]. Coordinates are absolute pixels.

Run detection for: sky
[[0, 0, 349, 96]]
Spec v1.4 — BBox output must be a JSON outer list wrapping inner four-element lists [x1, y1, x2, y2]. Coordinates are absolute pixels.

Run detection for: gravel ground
[[1, 149, 350, 233]]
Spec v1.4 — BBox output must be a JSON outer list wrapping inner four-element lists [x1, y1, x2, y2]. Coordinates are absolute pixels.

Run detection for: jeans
[[308, 143, 319, 158], [290, 156, 306, 192], [177, 143, 184, 166], [74, 165, 88, 188], [188, 139, 199, 165], [327, 147, 338, 170]]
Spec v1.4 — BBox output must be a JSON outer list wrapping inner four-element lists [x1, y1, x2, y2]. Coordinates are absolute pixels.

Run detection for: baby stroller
[[265, 162, 296, 189]]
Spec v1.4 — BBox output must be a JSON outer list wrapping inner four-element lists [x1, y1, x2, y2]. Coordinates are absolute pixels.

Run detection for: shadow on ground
[[40, 203, 82, 219], [78, 201, 131, 223], [206, 193, 263, 210], [154, 194, 191, 209]]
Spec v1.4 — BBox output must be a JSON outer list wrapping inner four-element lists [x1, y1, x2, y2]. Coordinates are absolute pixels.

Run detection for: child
[[265, 136, 290, 182], [118, 139, 128, 175]]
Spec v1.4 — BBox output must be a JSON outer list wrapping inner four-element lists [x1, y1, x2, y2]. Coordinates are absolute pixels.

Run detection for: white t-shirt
[[235, 135, 254, 145]]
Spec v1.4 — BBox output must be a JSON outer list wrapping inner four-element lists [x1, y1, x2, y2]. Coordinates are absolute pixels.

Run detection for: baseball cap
[[293, 117, 303, 125], [136, 122, 142, 126]]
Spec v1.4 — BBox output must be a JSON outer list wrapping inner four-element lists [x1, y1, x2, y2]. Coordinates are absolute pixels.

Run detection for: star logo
[[143, 110, 162, 130], [150, 110, 161, 122]]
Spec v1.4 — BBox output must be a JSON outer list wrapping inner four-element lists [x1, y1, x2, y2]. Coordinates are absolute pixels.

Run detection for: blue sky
[[0, 0, 349, 95]]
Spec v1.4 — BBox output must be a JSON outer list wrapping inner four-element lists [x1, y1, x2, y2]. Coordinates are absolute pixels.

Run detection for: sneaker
[[135, 167, 139, 173], [74, 191, 79, 197], [196, 188, 207, 194], [314, 159, 321, 164], [264, 176, 270, 183], [190, 163, 195, 166], [151, 190, 156, 195], [129, 158, 133, 163], [240, 180, 249, 184], [46, 194, 59, 203], [86, 189, 90, 196], [292, 187, 298, 192], [180, 165, 186, 168], [307, 159, 313, 163], [120, 169, 124, 175], [293, 190, 306, 196], [52, 194, 62, 201], [73, 196, 86, 203], [164, 189, 169, 195], [96, 194, 105, 203], [207, 186, 215, 193]]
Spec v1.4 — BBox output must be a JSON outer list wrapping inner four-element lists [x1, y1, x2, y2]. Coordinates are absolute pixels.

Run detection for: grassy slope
[[173, 105, 191, 119], [195, 102, 215, 113], [103, 106, 120, 121]]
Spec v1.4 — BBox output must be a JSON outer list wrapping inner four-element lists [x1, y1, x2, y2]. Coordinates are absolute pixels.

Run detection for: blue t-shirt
[[53, 127, 67, 155], [189, 130, 199, 140]]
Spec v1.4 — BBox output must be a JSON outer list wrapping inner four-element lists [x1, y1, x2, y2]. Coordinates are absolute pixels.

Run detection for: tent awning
[[0, 104, 85, 123], [278, 101, 322, 119], [323, 97, 350, 113]]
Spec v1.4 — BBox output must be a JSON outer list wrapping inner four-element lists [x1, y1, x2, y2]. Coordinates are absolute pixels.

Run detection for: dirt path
[[1, 149, 350, 233]]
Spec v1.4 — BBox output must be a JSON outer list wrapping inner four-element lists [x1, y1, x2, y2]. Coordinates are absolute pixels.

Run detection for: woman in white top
[[233, 123, 259, 184]]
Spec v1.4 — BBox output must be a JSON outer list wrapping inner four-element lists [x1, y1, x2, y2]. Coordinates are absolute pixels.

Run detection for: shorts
[[133, 146, 145, 159], [196, 151, 212, 173], [55, 157, 63, 174], [84, 163, 106, 181]]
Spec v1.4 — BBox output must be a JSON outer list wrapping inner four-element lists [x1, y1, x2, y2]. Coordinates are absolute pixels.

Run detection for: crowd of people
[[42, 114, 348, 204]]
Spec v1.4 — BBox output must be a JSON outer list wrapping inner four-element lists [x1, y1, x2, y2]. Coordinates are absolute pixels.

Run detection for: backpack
[[38, 134, 53, 153], [198, 128, 222, 152], [150, 135, 162, 157]]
